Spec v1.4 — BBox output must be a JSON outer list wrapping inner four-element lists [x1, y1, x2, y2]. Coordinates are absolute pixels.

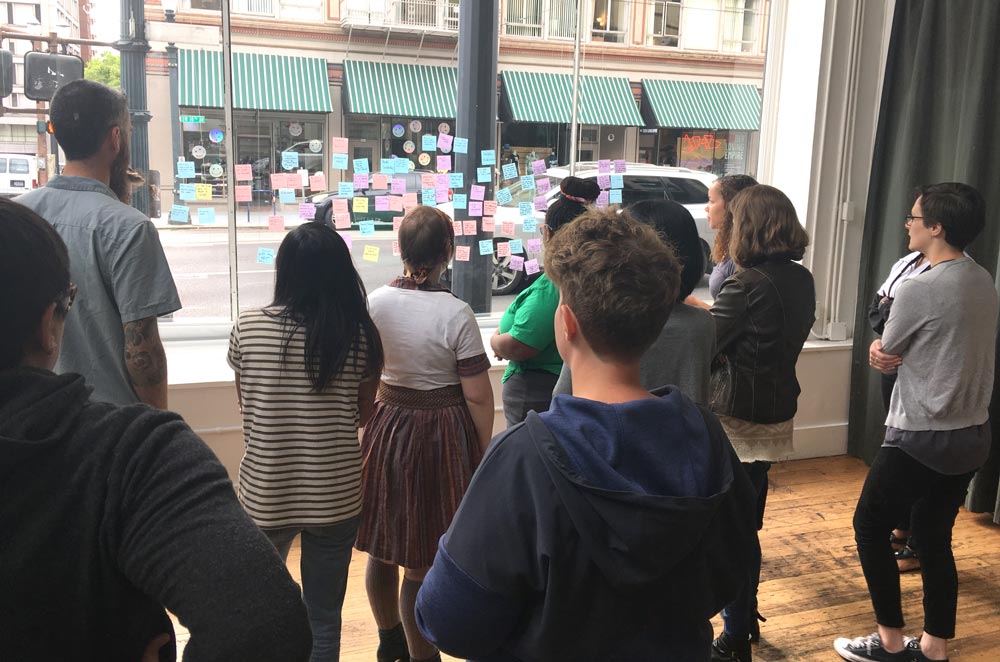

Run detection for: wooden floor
[[171, 456, 1000, 661]]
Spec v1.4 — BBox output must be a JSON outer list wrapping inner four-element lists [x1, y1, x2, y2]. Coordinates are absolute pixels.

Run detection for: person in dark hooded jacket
[[0, 197, 311, 661], [414, 208, 759, 662]]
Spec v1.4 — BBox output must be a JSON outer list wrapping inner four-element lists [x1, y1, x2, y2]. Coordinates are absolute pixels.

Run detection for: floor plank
[[170, 455, 1000, 661]]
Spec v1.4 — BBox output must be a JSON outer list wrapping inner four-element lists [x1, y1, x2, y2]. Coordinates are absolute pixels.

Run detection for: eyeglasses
[[905, 214, 925, 224], [57, 283, 78, 316]]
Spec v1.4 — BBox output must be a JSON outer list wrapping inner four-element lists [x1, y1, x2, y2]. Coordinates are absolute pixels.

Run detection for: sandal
[[895, 545, 920, 573]]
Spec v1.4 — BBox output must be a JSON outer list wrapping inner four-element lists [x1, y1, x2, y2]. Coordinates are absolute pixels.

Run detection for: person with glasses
[[0, 198, 311, 661], [836, 183, 997, 662], [491, 177, 600, 428]]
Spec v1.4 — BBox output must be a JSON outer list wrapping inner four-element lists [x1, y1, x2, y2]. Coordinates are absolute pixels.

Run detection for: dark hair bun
[[560, 176, 600, 203]]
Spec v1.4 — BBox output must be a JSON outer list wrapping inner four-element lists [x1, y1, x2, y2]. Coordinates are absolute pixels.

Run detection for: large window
[[504, 0, 577, 40], [650, 0, 682, 47], [591, 0, 627, 43]]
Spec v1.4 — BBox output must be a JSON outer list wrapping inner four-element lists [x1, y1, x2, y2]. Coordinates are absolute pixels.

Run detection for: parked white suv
[[440, 162, 717, 295], [0, 154, 38, 199]]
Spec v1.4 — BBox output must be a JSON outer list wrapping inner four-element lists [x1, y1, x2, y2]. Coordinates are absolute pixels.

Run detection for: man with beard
[[17, 79, 180, 408]]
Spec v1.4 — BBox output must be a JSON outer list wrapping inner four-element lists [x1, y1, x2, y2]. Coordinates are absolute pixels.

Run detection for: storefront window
[[656, 128, 754, 176], [592, 0, 627, 43]]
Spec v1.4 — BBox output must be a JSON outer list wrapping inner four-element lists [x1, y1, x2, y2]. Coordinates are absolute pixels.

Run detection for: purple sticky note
[[437, 155, 452, 172], [598, 174, 611, 189], [597, 191, 610, 207], [531, 159, 546, 175], [375, 196, 390, 211], [510, 255, 524, 271], [435, 186, 449, 202], [298, 202, 316, 219], [469, 201, 483, 216], [437, 133, 454, 152], [354, 173, 369, 190], [598, 159, 611, 173], [339, 232, 353, 249], [391, 178, 407, 195], [470, 185, 486, 201], [536, 178, 551, 194], [613, 159, 626, 173], [525, 259, 540, 275], [435, 173, 450, 189], [533, 195, 547, 211], [526, 238, 542, 253]]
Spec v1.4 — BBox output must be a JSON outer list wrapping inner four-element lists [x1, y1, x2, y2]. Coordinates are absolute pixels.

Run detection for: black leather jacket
[[710, 258, 816, 424]]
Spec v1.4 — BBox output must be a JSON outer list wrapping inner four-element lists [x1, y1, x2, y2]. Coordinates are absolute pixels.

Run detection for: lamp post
[[116, 0, 151, 215], [162, 0, 181, 196]]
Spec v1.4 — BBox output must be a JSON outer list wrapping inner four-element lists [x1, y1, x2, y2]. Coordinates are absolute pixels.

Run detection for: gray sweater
[[552, 304, 716, 404], [882, 256, 998, 431]]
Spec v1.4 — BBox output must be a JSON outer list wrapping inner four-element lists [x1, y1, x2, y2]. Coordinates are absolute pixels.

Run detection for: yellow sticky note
[[195, 183, 213, 201], [363, 245, 380, 262], [353, 196, 369, 213]]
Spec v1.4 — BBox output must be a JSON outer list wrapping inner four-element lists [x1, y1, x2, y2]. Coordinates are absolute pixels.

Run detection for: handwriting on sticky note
[[598, 159, 611, 173], [235, 163, 253, 181], [526, 238, 542, 253], [179, 183, 196, 201], [483, 200, 497, 216], [598, 174, 611, 190], [197, 207, 215, 225], [509, 255, 524, 271], [279, 188, 296, 204], [477, 167, 491, 183], [614, 159, 626, 173], [509, 239, 523, 254], [392, 240, 401, 256], [391, 178, 407, 195], [519, 175, 535, 191], [359, 220, 376, 236], [536, 177, 551, 194], [363, 245, 380, 262], [534, 195, 547, 211], [463, 220, 478, 235], [309, 173, 327, 191], [353, 158, 370, 174], [281, 151, 299, 170], [531, 159, 546, 175], [449, 172, 464, 188], [422, 135, 437, 152], [495, 188, 512, 205], [338, 182, 355, 198], [331, 137, 349, 153], [497, 242, 510, 257], [481, 150, 496, 166], [597, 191, 609, 207], [299, 202, 316, 219], [501, 163, 518, 180], [335, 212, 351, 229], [195, 184, 213, 201], [470, 185, 486, 201], [610, 174, 623, 189], [501, 220, 515, 235], [519, 201, 533, 217], [257, 247, 275, 265], [479, 239, 494, 256], [455, 245, 470, 261], [354, 173, 369, 190], [469, 201, 483, 216], [389, 195, 404, 212], [353, 197, 369, 213], [523, 218, 538, 233], [403, 192, 418, 209], [393, 216, 404, 232], [525, 259, 540, 275], [453, 194, 468, 209], [374, 196, 389, 211], [609, 189, 622, 204], [332, 154, 349, 170], [453, 221, 463, 236], [372, 173, 389, 190], [481, 217, 495, 233], [453, 137, 468, 153], [177, 161, 195, 179], [438, 133, 454, 152], [268, 215, 285, 231], [333, 198, 349, 214], [437, 155, 452, 172], [421, 189, 437, 206]]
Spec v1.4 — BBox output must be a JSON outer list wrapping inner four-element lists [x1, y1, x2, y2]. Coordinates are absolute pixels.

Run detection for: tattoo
[[124, 317, 167, 387]]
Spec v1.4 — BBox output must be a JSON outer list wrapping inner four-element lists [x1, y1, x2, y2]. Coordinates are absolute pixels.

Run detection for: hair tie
[[562, 193, 591, 204]]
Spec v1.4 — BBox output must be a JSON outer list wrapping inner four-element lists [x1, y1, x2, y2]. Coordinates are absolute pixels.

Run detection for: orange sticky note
[[455, 245, 470, 261], [421, 174, 435, 189], [484, 200, 497, 216], [235, 185, 252, 202], [333, 198, 349, 214], [497, 242, 510, 257], [235, 164, 253, 181], [501, 221, 515, 235], [481, 217, 495, 233], [463, 220, 477, 235], [268, 215, 285, 231]]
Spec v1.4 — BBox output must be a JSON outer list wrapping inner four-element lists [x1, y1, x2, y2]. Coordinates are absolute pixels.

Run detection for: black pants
[[880, 372, 913, 537], [853, 447, 974, 638], [502, 369, 560, 429]]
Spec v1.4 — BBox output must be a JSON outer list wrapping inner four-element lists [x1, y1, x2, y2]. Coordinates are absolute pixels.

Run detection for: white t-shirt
[[877, 251, 931, 298], [368, 285, 487, 390]]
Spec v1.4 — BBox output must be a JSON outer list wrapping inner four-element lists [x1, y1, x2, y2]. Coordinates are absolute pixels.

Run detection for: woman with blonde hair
[[357, 205, 494, 662]]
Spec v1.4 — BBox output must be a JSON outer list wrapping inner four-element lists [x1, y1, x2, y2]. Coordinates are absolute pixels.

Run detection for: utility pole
[[117, 0, 151, 215], [452, 0, 499, 313]]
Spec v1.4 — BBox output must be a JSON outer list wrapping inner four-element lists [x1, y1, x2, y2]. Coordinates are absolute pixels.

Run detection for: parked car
[[0, 153, 38, 198], [438, 162, 717, 295]]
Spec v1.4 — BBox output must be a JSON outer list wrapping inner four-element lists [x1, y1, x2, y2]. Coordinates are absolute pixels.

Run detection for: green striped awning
[[343, 60, 457, 118], [501, 70, 643, 126], [179, 49, 333, 112], [641, 79, 761, 130]]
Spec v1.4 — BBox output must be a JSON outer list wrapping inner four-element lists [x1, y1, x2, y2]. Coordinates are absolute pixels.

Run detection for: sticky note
[[279, 188, 295, 204], [463, 220, 478, 235], [392, 240, 401, 256], [393, 217, 404, 231], [422, 134, 437, 152], [402, 192, 418, 208], [452, 221, 463, 236], [332, 154, 349, 170], [453, 193, 468, 209], [299, 202, 316, 219], [481, 217, 495, 233], [536, 177, 551, 194], [380, 158, 396, 175], [469, 201, 483, 216], [518, 201, 533, 217], [353, 197, 369, 213], [527, 238, 542, 253], [610, 174, 623, 189], [309, 172, 327, 191], [497, 242, 510, 257], [334, 213, 351, 229], [479, 239, 494, 256], [598, 159, 611, 173], [437, 133, 453, 152], [375, 196, 390, 211], [333, 198, 349, 214], [484, 200, 497, 216], [470, 185, 486, 201], [389, 196, 403, 212], [196, 207, 215, 225], [268, 215, 285, 231], [394, 158, 410, 174], [501, 162, 518, 180], [509, 255, 524, 271], [338, 182, 354, 198], [421, 188, 437, 206], [363, 245, 380, 262], [297, 169, 308, 188], [235, 163, 253, 181], [340, 232, 353, 249], [422, 174, 437, 189], [269, 173, 283, 189], [496, 188, 513, 205], [481, 150, 496, 166], [391, 178, 407, 195], [614, 159, 627, 173], [435, 186, 449, 203], [477, 167, 491, 183], [372, 173, 389, 190], [330, 137, 348, 153], [598, 174, 611, 190], [448, 172, 464, 188], [501, 221, 515, 235], [455, 245, 470, 261], [257, 247, 275, 265], [359, 220, 375, 236], [176, 161, 195, 179], [597, 191, 609, 207], [195, 183, 213, 201], [232, 185, 251, 202], [523, 218, 538, 233], [609, 189, 623, 204], [531, 159, 546, 175], [453, 137, 468, 153], [525, 259, 540, 275], [281, 151, 299, 170], [520, 175, 535, 191], [435, 173, 450, 189], [534, 195, 547, 211], [354, 173, 369, 190], [283, 173, 300, 189], [179, 183, 196, 201], [353, 158, 370, 174], [509, 239, 523, 254]]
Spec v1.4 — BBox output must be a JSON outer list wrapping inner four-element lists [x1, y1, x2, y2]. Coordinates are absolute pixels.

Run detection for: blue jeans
[[265, 516, 361, 662], [722, 461, 771, 637]]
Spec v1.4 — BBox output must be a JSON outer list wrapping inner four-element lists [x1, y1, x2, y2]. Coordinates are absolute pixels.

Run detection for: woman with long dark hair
[[228, 221, 384, 662], [357, 205, 494, 662]]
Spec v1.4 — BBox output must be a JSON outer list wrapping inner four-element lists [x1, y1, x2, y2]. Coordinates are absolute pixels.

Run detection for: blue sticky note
[[453, 193, 468, 209], [279, 188, 296, 203], [509, 239, 523, 254], [609, 189, 623, 204], [518, 202, 533, 217], [359, 220, 376, 236], [257, 247, 275, 265], [453, 137, 469, 154], [520, 174, 535, 190], [333, 154, 349, 170], [338, 182, 355, 198], [448, 172, 464, 188], [610, 174, 624, 189], [421, 188, 437, 205], [477, 167, 491, 183], [197, 207, 215, 224], [501, 163, 518, 180], [422, 134, 436, 152], [479, 239, 494, 256], [496, 188, 513, 205], [394, 158, 410, 174], [481, 150, 496, 166], [169, 204, 189, 222], [523, 218, 538, 233], [178, 183, 196, 201], [380, 158, 395, 174], [176, 161, 195, 179], [353, 158, 370, 174], [281, 151, 299, 170]]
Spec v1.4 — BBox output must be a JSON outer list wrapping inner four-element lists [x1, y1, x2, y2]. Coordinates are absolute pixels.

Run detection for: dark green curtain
[[848, 1, 1000, 519]]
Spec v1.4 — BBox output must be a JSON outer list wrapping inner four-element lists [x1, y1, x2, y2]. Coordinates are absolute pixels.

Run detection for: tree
[[84, 51, 120, 88]]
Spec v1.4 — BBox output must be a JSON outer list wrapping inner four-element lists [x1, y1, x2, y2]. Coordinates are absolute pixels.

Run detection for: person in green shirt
[[491, 177, 600, 428]]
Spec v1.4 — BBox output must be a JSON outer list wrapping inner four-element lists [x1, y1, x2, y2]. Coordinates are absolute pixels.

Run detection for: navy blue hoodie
[[416, 387, 758, 662]]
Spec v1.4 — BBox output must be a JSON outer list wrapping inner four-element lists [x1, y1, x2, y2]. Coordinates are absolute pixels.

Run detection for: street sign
[[23, 51, 84, 102], [180, 115, 206, 123], [0, 50, 13, 98]]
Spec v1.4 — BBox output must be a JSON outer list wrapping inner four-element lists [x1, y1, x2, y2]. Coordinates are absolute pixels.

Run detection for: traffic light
[[23, 51, 84, 102], [0, 49, 13, 99]]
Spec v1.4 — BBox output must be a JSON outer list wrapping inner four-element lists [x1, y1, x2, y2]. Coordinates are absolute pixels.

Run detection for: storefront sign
[[180, 115, 205, 123]]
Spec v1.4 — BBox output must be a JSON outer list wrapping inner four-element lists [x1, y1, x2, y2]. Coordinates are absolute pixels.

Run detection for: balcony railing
[[340, 0, 459, 33], [232, 0, 274, 14]]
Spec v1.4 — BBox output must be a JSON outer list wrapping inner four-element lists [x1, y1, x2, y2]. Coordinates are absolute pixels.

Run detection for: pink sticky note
[[403, 192, 418, 209], [268, 215, 285, 231], [526, 238, 542, 253], [452, 221, 464, 236], [463, 220, 478, 235], [389, 195, 404, 212], [333, 198, 349, 214], [534, 195, 547, 211], [501, 221, 515, 235], [481, 217, 495, 233], [235, 164, 253, 181], [235, 185, 252, 202], [455, 245, 471, 261], [354, 173, 369, 190], [536, 177, 551, 194], [483, 200, 497, 216], [391, 178, 407, 195], [598, 159, 611, 173], [421, 174, 436, 189], [393, 216, 404, 231], [284, 173, 300, 189], [334, 213, 351, 229], [614, 159, 626, 173], [331, 137, 348, 153], [525, 259, 540, 275], [339, 232, 353, 249], [372, 173, 389, 190], [469, 201, 483, 216], [435, 174, 450, 188], [509, 255, 524, 271], [298, 202, 316, 219], [598, 174, 611, 189], [470, 185, 485, 201], [309, 172, 327, 191], [437, 133, 454, 152], [392, 240, 401, 256], [497, 242, 510, 257], [437, 155, 451, 172], [531, 159, 546, 176], [375, 196, 390, 211], [269, 173, 282, 189]]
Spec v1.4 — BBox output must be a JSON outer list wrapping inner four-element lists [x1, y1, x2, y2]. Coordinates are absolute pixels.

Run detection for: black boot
[[711, 632, 752, 662], [376, 623, 409, 662]]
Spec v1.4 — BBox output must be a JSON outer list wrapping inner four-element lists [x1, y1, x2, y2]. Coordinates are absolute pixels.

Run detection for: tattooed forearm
[[124, 318, 168, 411]]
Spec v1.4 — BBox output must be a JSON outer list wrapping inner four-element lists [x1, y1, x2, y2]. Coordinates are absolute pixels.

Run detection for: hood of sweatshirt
[[533, 387, 735, 589]]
